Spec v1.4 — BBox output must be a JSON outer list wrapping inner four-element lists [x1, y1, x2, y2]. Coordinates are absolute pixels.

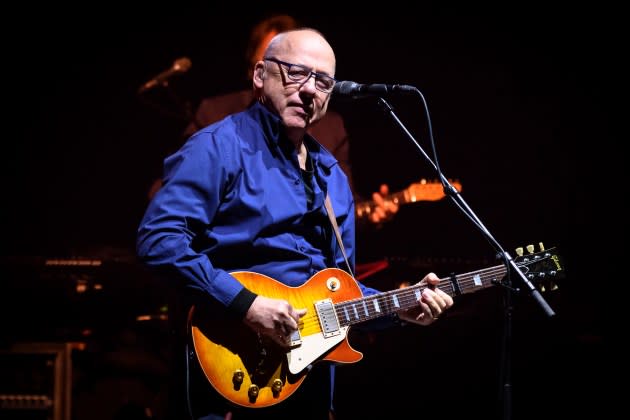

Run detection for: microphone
[[138, 57, 192, 94], [332, 80, 416, 97]]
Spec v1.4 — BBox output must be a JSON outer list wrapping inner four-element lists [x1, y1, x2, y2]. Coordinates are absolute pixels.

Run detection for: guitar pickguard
[[287, 326, 349, 374]]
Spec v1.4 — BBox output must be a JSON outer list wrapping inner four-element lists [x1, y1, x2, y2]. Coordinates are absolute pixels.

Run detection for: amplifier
[[0, 342, 77, 420]]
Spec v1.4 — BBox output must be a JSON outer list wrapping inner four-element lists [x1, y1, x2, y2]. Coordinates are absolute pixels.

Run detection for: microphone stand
[[375, 96, 555, 420]]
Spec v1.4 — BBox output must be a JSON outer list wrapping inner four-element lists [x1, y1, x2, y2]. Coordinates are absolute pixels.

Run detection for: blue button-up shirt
[[136, 101, 382, 306]]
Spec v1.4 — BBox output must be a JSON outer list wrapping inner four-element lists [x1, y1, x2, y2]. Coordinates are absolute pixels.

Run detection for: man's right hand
[[244, 296, 307, 347]]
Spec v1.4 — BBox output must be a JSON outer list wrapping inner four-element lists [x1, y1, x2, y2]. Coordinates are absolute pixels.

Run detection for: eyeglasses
[[263, 57, 336, 93]]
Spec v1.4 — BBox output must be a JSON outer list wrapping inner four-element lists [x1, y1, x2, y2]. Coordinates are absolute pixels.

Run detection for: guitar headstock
[[406, 179, 462, 202], [514, 243, 564, 292]]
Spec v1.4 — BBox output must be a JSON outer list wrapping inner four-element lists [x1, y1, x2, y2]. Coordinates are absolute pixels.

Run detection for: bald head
[[265, 29, 336, 75]]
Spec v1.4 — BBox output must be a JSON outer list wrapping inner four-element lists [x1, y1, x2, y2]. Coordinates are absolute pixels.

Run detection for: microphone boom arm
[[375, 96, 554, 317]]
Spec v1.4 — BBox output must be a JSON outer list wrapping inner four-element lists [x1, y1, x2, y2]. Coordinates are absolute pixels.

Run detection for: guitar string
[[343, 261, 551, 323], [331, 275, 499, 325], [299, 267, 508, 329], [295, 265, 513, 331], [297, 254, 555, 331]]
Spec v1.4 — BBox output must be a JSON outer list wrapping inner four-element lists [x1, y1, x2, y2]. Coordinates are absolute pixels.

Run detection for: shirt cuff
[[227, 287, 258, 319]]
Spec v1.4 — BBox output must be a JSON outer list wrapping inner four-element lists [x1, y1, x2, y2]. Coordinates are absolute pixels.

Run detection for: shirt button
[[294, 178, 301, 185]]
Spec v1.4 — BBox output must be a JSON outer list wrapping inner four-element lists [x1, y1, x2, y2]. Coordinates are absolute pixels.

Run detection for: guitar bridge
[[289, 328, 302, 347], [314, 299, 341, 338]]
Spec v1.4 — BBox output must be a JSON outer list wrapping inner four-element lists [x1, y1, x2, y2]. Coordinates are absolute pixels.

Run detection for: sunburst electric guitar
[[354, 179, 462, 221], [189, 244, 563, 408]]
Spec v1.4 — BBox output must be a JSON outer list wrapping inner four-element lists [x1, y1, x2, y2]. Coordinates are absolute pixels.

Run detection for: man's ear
[[253, 62, 265, 87]]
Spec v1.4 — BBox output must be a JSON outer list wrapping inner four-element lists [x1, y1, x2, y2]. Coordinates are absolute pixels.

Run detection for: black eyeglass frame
[[263, 56, 337, 93]]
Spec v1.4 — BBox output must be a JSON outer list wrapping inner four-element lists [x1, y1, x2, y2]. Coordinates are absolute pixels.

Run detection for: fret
[[342, 306, 350, 322], [361, 300, 369, 317], [371, 297, 381, 313]]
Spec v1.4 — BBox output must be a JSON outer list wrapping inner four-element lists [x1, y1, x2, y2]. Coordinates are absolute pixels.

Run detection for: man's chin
[[284, 116, 310, 130]]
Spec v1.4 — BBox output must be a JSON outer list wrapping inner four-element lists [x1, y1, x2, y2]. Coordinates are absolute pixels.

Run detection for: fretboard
[[335, 263, 508, 326]]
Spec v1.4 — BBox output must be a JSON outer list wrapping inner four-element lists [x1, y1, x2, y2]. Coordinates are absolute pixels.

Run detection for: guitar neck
[[335, 263, 507, 327]]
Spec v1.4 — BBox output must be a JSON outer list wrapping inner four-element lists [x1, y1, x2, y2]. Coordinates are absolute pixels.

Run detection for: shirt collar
[[246, 101, 338, 175]]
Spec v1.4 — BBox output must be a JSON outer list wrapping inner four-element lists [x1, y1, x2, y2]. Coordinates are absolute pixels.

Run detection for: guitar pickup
[[314, 299, 341, 338]]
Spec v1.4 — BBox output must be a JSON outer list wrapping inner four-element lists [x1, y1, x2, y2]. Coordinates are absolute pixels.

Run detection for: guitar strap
[[324, 194, 355, 278]]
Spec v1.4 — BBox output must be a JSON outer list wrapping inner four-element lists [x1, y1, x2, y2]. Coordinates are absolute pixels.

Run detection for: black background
[[2, 3, 620, 419]]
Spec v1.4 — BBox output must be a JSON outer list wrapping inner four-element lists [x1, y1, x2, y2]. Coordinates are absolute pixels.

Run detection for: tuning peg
[[526, 244, 535, 254], [539, 242, 545, 251], [515, 247, 524, 257], [550, 281, 559, 291]]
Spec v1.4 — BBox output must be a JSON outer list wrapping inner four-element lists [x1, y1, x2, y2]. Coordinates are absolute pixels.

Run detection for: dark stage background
[[2, 3, 620, 420]]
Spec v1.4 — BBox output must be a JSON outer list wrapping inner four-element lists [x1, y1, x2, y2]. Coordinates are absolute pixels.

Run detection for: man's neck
[[297, 142, 308, 170]]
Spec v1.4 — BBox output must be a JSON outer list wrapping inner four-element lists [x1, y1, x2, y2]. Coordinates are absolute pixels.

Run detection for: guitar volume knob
[[248, 384, 260, 400], [232, 369, 244, 385], [272, 378, 283, 394]]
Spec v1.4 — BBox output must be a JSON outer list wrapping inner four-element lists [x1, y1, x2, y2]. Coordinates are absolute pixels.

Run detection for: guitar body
[[190, 268, 364, 408], [189, 245, 563, 408]]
